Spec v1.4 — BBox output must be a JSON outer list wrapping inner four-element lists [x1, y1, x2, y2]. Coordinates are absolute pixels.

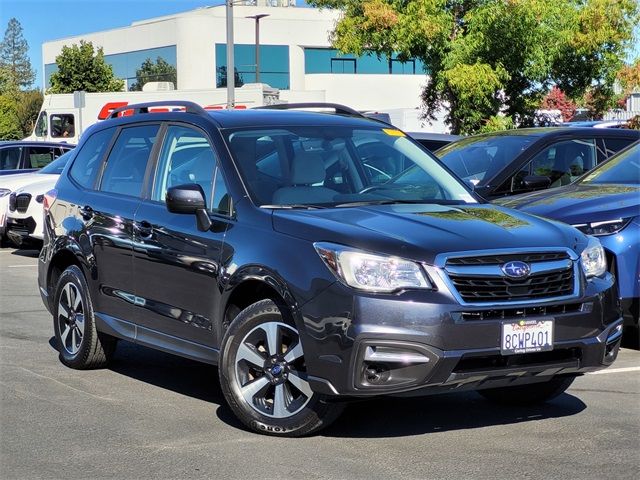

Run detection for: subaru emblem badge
[[501, 261, 531, 279]]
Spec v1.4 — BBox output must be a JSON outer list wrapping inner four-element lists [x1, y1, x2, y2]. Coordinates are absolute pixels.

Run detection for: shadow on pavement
[[10, 248, 40, 258], [321, 391, 586, 438], [48, 337, 587, 437]]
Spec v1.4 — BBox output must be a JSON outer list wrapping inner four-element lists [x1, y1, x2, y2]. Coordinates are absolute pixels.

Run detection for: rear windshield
[[436, 134, 535, 186], [223, 126, 476, 208], [580, 143, 640, 185]]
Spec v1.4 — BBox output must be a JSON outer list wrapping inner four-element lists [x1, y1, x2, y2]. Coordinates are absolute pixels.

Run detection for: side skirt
[[94, 312, 219, 365]]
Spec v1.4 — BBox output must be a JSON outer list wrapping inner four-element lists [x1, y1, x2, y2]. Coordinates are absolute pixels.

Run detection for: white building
[[42, 4, 431, 114]]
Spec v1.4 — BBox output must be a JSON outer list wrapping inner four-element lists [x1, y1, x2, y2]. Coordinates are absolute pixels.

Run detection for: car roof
[[0, 140, 75, 148], [96, 108, 392, 132], [471, 127, 639, 139], [406, 132, 462, 141]]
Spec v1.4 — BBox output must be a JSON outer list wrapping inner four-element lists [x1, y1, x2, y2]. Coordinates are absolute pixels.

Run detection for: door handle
[[134, 220, 153, 238], [79, 205, 93, 220]]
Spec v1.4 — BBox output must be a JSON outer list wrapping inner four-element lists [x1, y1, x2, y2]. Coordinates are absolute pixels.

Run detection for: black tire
[[477, 376, 575, 406], [219, 299, 344, 436], [52, 265, 116, 369]]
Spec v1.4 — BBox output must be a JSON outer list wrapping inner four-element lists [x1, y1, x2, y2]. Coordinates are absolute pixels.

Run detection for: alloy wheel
[[57, 282, 85, 355], [234, 321, 313, 418]]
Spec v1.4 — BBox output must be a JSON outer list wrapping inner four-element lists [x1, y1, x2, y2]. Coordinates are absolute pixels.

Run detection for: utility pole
[[226, 1, 235, 109]]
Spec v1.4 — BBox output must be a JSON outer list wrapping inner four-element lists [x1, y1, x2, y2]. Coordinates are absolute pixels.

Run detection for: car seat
[[272, 151, 338, 205]]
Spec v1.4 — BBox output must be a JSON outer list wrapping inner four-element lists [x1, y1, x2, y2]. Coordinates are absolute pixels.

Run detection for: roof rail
[[108, 100, 208, 119], [255, 102, 365, 118]]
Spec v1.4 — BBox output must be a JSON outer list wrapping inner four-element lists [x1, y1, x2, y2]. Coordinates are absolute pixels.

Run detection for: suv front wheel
[[219, 299, 344, 436]]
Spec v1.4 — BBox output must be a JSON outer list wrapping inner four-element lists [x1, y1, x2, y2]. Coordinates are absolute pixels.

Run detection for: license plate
[[501, 319, 554, 355]]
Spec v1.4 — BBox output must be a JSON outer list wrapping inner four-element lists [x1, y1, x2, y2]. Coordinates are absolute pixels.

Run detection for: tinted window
[[69, 128, 116, 189], [211, 167, 231, 215], [437, 135, 535, 186], [152, 125, 218, 209], [50, 114, 75, 138], [0, 147, 22, 170], [100, 125, 159, 197], [601, 137, 636, 158], [581, 143, 640, 185], [27, 147, 55, 168]]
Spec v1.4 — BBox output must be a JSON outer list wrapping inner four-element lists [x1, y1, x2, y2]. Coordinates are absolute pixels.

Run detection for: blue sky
[[0, 0, 309, 89]]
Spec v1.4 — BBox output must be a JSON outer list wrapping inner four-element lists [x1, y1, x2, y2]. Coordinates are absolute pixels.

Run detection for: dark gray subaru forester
[[38, 102, 622, 436]]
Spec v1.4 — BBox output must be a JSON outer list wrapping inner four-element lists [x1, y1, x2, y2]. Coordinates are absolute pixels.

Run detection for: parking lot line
[[589, 366, 640, 375], [7, 264, 37, 268]]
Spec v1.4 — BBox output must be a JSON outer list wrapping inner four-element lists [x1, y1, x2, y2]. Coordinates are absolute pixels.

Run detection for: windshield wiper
[[260, 204, 327, 210], [334, 199, 467, 208]]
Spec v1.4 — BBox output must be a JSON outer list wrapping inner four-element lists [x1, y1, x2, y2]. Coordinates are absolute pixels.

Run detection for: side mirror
[[166, 184, 206, 214], [522, 175, 551, 190], [166, 184, 212, 231]]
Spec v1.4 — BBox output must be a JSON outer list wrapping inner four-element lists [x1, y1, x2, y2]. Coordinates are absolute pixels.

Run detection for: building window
[[304, 48, 426, 75], [331, 58, 356, 74], [45, 45, 177, 91], [215, 43, 290, 89]]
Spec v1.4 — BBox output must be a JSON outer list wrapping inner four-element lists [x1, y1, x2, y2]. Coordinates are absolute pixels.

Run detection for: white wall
[[304, 74, 426, 110]]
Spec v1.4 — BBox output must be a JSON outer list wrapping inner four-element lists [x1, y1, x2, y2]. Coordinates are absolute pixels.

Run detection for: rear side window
[[0, 147, 22, 170], [99, 125, 159, 197], [69, 127, 116, 189], [600, 137, 636, 160]]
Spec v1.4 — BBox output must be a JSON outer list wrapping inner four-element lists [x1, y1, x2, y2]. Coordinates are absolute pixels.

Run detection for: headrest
[[290, 151, 326, 185]]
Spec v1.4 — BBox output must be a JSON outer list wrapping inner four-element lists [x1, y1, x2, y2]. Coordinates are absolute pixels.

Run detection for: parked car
[[496, 141, 640, 347], [564, 120, 629, 129], [0, 141, 74, 176], [39, 101, 622, 437], [4, 151, 76, 247], [435, 128, 639, 200], [0, 150, 75, 244], [407, 132, 461, 152]]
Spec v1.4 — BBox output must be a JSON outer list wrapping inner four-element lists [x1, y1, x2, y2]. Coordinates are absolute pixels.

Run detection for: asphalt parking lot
[[1, 247, 638, 480]]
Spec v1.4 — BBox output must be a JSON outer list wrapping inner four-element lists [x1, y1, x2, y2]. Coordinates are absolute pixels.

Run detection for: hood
[[0, 172, 55, 192], [496, 184, 640, 225], [272, 204, 585, 264], [13, 175, 60, 195]]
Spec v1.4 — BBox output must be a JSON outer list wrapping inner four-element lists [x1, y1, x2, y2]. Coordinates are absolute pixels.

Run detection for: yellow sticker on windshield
[[382, 128, 406, 137]]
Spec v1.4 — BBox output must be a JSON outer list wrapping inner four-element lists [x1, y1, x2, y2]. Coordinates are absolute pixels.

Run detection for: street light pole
[[225, 1, 235, 109], [246, 14, 269, 84]]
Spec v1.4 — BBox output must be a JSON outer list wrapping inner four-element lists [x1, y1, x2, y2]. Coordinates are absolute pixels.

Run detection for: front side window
[[152, 125, 225, 212], [69, 127, 116, 189], [27, 147, 55, 168], [523, 138, 597, 190], [0, 147, 22, 170], [224, 127, 476, 208], [99, 124, 159, 197], [50, 114, 75, 138]]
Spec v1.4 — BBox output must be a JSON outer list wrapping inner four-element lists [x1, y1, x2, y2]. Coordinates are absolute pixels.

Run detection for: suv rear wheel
[[219, 299, 344, 436], [477, 376, 575, 405], [53, 265, 117, 369]]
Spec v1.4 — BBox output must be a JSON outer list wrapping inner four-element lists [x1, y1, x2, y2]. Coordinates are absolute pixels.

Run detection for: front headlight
[[572, 218, 632, 236], [314, 242, 433, 292], [581, 236, 607, 278], [0, 188, 11, 198]]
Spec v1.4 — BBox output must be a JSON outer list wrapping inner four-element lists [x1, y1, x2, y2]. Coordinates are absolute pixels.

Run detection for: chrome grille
[[443, 251, 577, 304]]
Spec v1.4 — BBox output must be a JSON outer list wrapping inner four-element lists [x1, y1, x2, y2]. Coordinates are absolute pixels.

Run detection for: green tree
[[0, 18, 35, 89], [0, 94, 21, 140], [15, 89, 43, 137], [130, 57, 177, 91], [48, 40, 124, 94], [308, 0, 639, 134]]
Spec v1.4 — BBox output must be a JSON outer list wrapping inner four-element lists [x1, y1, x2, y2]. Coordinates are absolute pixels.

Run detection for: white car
[[1, 151, 74, 247]]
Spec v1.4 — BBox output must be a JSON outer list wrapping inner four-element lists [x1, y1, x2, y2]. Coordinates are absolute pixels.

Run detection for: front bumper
[[5, 216, 37, 246], [299, 273, 622, 397]]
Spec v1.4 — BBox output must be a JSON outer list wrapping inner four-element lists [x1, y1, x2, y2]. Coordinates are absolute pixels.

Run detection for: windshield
[[580, 142, 639, 185], [39, 150, 73, 175], [436, 134, 536, 186], [224, 126, 476, 208]]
